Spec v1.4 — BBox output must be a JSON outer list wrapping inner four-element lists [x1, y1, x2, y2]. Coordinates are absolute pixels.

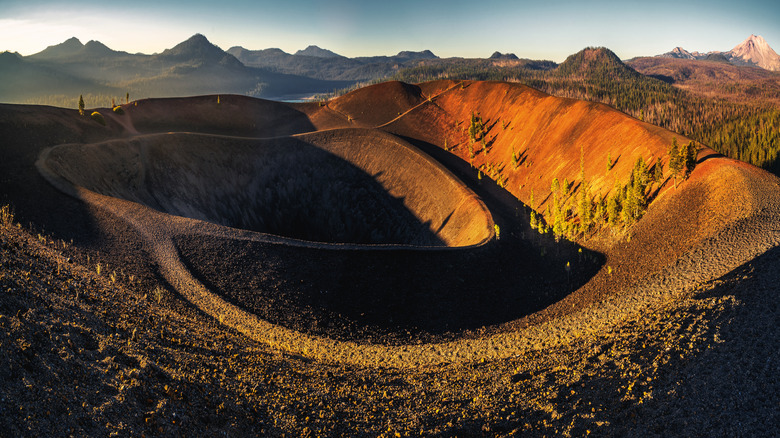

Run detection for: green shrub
[[112, 106, 124, 115], [90, 111, 106, 126]]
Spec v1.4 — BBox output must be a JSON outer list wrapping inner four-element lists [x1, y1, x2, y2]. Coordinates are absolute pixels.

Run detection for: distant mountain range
[[0, 33, 538, 104], [226, 45, 438, 81], [0, 34, 360, 103], [658, 34, 780, 71], [2, 33, 778, 107]]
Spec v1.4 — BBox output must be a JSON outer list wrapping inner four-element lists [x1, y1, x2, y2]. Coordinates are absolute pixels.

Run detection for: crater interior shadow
[[174, 221, 603, 345], [143, 137, 445, 246], [45, 133, 452, 246], [44, 127, 603, 345], [172, 134, 605, 345]]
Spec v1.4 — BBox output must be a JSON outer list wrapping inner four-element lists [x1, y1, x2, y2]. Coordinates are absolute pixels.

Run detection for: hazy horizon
[[2, 0, 779, 62]]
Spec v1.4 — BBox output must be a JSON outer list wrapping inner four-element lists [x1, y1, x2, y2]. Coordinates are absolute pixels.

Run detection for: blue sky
[[1, 0, 778, 62]]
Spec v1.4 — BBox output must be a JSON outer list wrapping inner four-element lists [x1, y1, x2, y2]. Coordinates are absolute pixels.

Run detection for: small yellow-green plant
[[153, 286, 164, 304], [90, 111, 106, 126], [0, 204, 13, 225]]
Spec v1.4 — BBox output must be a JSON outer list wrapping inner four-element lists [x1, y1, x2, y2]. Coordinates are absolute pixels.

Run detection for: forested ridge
[[391, 48, 780, 175]]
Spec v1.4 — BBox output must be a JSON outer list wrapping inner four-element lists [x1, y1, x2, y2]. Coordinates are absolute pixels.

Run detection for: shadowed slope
[[42, 129, 492, 247]]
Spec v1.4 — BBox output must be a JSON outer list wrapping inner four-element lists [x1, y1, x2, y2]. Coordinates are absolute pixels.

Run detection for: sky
[[1, 0, 779, 62]]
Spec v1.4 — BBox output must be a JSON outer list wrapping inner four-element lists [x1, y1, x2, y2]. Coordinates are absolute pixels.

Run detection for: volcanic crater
[[25, 80, 777, 358], [42, 129, 492, 247]]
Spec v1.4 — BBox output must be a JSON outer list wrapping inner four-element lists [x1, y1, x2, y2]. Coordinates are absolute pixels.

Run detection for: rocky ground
[[1, 207, 777, 436]]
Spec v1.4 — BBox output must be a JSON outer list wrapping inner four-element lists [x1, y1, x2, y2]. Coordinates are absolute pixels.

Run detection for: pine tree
[[551, 178, 565, 239], [468, 113, 477, 143], [578, 181, 591, 230], [633, 157, 649, 215], [622, 183, 637, 224], [78, 95, 85, 116], [607, 191, 620, 226], [607, 179, 622, 227], [594, 197, 605, 225], [652, 160, 663, 184], [684, 141, 698, 178], [668, 138, 683, 188], [577, 145, 592, 230]]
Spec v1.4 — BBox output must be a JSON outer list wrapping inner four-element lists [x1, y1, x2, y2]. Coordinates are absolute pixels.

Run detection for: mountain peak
[[83, 40, 115, 55], [654, 35, 780, 71], [557, 47, 636, 78], [175, 34, 214, 50], [562, 47, 623, 66], [490, 51, 519, 60], [660, 47, 696, 60], [29, 37, 84, 59], [62, 37, 83, 46], [394, 50, 437, 60], [294, 45, 342, 58], [160, 34, 228, 62], [0, 51, 23, 64], [728, 34, 780, 71]]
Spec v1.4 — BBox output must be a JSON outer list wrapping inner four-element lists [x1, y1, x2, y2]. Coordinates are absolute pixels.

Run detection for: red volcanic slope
[[317, 80, 695, 218], [305, 79, 777, 297]]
